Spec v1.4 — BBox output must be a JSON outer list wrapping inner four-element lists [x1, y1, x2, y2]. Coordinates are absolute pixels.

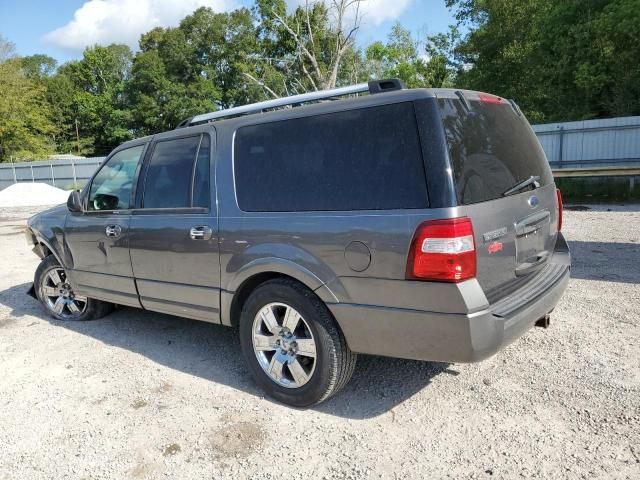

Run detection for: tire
[[34, 255, 113, 321], [239, 278, 356, 407]]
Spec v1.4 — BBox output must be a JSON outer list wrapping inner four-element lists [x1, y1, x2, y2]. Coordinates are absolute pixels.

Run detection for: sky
[[0, 0, 457, 65]]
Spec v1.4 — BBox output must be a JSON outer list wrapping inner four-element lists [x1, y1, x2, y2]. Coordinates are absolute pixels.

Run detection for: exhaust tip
[[535, 314, 551, 329]]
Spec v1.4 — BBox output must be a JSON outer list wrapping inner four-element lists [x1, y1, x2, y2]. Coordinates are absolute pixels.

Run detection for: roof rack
[[180, 78, 405, 128]]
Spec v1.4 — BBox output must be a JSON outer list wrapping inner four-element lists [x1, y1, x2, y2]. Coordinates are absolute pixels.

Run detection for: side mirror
[[67, 191, 83, 213]]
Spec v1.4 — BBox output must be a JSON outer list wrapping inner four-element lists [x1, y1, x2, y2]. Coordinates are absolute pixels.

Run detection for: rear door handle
[[515, 210, 550, 236], [105, 225, 122, 238], [190, 226, 213, 240]]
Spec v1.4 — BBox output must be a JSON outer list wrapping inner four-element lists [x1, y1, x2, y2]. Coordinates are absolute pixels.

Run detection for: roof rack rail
[[179, 78, 405, 128]]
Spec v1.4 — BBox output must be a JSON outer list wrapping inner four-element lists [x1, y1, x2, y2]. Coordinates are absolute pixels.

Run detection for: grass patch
[[555, 176, 640, 202]]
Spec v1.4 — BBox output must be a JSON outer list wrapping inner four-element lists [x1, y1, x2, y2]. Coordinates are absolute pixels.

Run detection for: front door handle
[[105, 225, 122, 238], [190, 226, 213, 240]]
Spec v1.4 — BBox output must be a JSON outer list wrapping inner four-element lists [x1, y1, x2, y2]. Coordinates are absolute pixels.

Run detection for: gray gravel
[[0, 204, 638, 479]]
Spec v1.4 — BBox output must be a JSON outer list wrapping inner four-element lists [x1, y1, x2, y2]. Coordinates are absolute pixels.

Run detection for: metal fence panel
[[532, 116, 640, 168], [0, 157, 105, 191]]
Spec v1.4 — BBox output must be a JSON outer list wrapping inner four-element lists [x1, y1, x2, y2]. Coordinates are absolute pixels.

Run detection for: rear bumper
[[328, 233, 570, 363]]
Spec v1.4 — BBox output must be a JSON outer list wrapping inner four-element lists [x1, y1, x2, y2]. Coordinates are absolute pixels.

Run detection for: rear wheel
[[34, 255, 113, 321], [239, 278, 356, 407]]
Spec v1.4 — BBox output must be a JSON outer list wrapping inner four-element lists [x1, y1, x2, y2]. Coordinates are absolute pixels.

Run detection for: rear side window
[[234, 103, 428, 212], [438, 98, 553, 205], [143, 136, 204, 209]]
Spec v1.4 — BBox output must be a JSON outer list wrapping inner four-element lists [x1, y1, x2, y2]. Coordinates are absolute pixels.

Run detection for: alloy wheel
[[40, 267, 88, 319], [251, 302, 317, 389]]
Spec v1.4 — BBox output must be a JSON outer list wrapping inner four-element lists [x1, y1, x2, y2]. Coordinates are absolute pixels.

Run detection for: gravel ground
[[0, 204, 638, 480]]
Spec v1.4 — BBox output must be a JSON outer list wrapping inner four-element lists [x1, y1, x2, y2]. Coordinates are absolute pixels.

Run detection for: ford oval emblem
[[528, 195, 540, 208]]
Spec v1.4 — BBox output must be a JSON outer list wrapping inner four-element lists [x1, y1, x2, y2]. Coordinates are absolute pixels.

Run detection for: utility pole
[[75, 119, 81, 155], [11, 157, 17, 184]]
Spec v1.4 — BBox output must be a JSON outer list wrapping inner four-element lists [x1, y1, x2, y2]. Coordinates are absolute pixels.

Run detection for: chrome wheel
[[40, 267, 88, 319], [252, 302, 317, 389]]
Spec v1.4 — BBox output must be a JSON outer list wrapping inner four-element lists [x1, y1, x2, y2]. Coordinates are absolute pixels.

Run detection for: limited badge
[[483, 227, 507, 243]]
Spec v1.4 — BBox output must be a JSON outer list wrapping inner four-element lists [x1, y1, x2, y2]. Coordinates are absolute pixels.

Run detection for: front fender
[[26, 205, 69, 268]]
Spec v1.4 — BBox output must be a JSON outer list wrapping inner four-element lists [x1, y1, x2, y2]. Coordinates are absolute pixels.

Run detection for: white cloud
[[358, 0, 412, 26], [45, 0, 411, 52], [44, 0, 235, 51], [289, 0, 412, 27]]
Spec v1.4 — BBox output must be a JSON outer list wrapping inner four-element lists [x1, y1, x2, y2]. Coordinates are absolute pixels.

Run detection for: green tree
[[450, 0, 552, 122], [249, 0, 366, 96], [180, 7, 260, 107], [424, 26, 461, 88], [365, 23, 459, 88], [127, 7, 259, 134], [449, 0, 640, 122], [56, 44, 135, 155], [0, 38, 55, 161], [21, 54, 57, 80], [537, 0, 640, 120]]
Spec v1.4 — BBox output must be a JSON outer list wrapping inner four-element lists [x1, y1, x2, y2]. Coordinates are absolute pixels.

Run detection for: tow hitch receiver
[[535, 314, 551, 329]]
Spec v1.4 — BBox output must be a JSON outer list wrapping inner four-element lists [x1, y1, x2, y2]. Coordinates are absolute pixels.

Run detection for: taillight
[[406, 217, 477, 283], [556, 188, 563, 232]]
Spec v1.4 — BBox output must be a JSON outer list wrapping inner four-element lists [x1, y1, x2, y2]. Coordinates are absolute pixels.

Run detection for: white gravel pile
[[0, 182, 69, 207]]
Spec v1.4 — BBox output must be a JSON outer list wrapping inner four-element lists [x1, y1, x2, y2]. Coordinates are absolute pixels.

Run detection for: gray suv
[[26, 80, 570, 407]]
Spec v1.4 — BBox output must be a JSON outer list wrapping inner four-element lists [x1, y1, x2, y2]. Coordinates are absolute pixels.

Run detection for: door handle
[[515, 210, 550, 236], [189, 226, 213, 240], [105, 225, 122, 238]]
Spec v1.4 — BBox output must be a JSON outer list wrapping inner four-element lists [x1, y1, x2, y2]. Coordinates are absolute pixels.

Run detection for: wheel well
[[36, 241, 53, 259], [229, 272, 310, 327]]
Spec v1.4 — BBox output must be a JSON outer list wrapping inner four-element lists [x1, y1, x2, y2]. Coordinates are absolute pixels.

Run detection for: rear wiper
[[503, 175, 541, 197]]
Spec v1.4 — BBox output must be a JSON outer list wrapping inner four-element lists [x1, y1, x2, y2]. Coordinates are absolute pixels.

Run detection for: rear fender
[[220, 256, 347, 326]]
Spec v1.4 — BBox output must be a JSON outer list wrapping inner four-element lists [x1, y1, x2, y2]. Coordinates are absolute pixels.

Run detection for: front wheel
[[34, 255, 113, 321], [239, 279, 356, 407]]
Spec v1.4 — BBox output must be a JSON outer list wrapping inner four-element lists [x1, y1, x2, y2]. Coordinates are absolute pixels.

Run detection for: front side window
[[234, 103, 428, 212], [142, 136, 203, 209], [88, 145, 145, 211]]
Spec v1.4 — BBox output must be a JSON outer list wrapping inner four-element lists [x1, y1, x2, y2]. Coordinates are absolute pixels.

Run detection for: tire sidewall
[[239, 281, 336, 407]]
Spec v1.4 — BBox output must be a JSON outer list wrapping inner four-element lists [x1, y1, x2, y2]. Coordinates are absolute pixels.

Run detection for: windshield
[[438, 97, 553, 205]]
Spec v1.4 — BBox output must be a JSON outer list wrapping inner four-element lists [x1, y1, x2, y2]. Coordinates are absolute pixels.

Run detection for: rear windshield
[[438, 98, 553, 205], [234, 103, 428, 212]]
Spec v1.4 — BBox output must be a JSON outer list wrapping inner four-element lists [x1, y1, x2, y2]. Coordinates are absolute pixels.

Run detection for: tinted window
[[143, 136, 201, 208], [234, 103, 428, 212], [89, 145, 144, 210], [192, 135, 210, 208], [438, 98, 553, 205]]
